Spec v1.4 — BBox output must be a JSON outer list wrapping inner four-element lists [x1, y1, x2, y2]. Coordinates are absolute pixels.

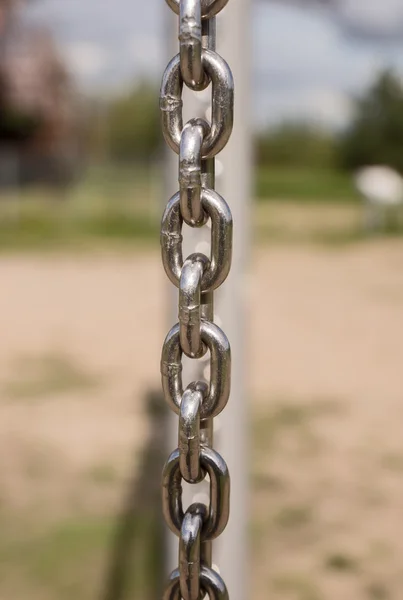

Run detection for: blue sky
[[25, 0, 403, 129]]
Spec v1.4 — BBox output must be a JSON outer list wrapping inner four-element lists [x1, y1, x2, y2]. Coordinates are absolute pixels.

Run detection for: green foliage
[[256, 122, 337, 169], [340, 69, 403, 174], [325, 552, 358, 572], [273, 505, 313, 529], [0, 513, 161, 600], [365, 582, 390, 600], [3, 352, 99, 400], [256, 167, 359, 201], [0, 165, 158, 250], [0, 107, 40, 142], [105, 83, 160, 162]]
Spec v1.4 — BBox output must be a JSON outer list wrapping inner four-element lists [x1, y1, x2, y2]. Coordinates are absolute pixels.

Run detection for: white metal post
[[164, 1, 252, 597]]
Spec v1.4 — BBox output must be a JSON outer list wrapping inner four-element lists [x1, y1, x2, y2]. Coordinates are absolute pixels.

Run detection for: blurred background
[[1, 0, 403, 599]]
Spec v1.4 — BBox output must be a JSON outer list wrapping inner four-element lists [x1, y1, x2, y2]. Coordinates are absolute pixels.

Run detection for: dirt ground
[[1, 239, 403, 599]]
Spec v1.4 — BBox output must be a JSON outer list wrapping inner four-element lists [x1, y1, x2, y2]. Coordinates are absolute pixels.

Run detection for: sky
[[24, 0, 403, 130]]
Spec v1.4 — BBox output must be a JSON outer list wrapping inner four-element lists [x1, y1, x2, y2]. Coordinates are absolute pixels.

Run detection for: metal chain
[[160, 0, 234, 598]]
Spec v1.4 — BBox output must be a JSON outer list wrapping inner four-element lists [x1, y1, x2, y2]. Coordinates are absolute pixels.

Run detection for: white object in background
[[354, 165, 403, 230], [354, 165, 403, 206]]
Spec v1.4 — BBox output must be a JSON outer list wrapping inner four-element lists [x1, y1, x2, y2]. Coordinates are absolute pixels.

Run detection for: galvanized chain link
[[160, 0, 233, 598]]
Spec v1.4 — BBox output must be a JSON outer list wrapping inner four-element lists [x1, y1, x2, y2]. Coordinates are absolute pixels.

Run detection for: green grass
[[324, 552, 359, 572], [2, 164, 403, 251], [3, 352, 100, 400], [273, 505, 313, 530], [256, 167, 361, 202], [0, 516, 113, 598], [255, 200, 403, 246], [85, 464, 119, 485], [365, 582, 390, 600], [0, 511, 162, 600], [0, 164, 159, 251], [253, 398, 343, 457], [271, 572, 323, 600]]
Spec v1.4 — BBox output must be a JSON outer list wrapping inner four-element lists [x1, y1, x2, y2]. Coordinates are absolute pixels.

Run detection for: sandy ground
[[1, 241, 403, 599]]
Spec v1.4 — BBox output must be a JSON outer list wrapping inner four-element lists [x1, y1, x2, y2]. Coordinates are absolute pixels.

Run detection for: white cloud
[[254, 3, 378, 88], [272, 0, 403, 38], [337, 0, 403, 36], [253, 2, 403, 127]]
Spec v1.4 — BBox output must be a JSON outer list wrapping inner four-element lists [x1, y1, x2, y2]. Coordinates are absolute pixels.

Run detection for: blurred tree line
[[4, 65, 403, 180], [93, 68, 403, 175], [88, 84, 160, 164], [256, 69, 403, 174], [340, 70, 403, 174], [104, 85, 160, 162], [0, 73, 40, 143], [256, 123, 336, 169], [0, 0, 80, 185]]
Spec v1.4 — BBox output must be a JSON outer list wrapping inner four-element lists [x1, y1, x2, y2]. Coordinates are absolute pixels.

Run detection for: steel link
[[162, 446, 230, 540], [179, 253, 208, 358], [179, 384, 203, 482], [179, 0, 209, 90], [179, 118, 209, 226], [163, 566, 229, 600], [161, 0, 233, 595], [161, 189, 233, 293], [161, 321, 231, 418], [160, 49, 234, 158], [179, 504, 206, 599], [166, 0, 229, 19]]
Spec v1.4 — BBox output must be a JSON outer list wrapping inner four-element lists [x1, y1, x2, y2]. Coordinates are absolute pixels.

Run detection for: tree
[[256, 122, 336, 169], [105, 84, 160, 162], [340, 69, 403, 174]]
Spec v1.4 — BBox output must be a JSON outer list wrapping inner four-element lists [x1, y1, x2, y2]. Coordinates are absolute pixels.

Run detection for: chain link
[[161, 0, 233, 597], [179, 119, 209, 227], [161, 189, 233, 292], [166, 0, 229, 19], [160, 50, 234, 158], [179, 0, 208, 90]]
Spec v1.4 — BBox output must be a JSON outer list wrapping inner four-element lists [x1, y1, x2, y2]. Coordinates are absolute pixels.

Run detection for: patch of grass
[[252, 472, 286, 492], [257, 224, 368, 246], [253, 402, 308, 454], [0, 516, 114, 599], [272, 572, 323, 600], [4, 352, 100, 400], [250, 517, 268, 546], [253, 397, 343, 455], [256, 167, 360, 202], [252, 398, 344, 500], [380, 453, 403, 472], [365, 582, 390, 600], [85, 464, 119, 485], [0, 511, 162, 600], [0, 201, 157, 251], [3, 167, 403, 251], [324, 552, 358, 572], [273, 505, 313, 530], [0, 164, 159, 251], [255, 199, 403, 246]]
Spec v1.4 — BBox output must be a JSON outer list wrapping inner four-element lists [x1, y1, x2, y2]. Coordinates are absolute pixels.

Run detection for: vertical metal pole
[[213, 3, 252, 598], [164, 1, 252, 598]]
